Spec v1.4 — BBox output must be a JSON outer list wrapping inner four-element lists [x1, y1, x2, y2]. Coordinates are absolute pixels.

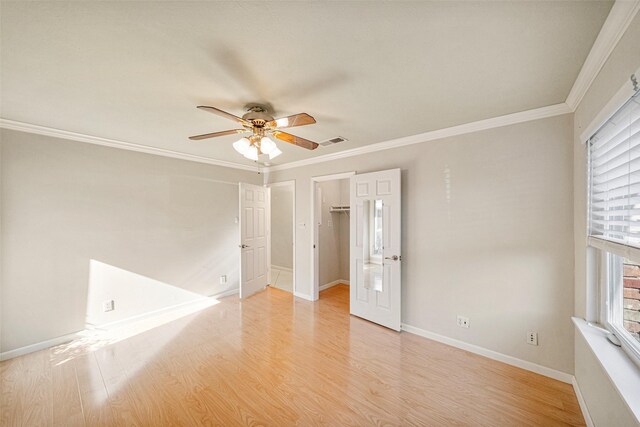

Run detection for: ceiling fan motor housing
[[242, 106, 273, 127]]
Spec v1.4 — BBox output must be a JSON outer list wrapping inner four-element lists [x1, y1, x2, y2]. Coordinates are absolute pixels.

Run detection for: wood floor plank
[[0, 285, 585, 426], [51, 359, 84, 426]]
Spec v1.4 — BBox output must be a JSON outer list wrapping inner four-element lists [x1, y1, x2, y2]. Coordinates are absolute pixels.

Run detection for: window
[[603, 255, 640, 349], [621, 260, 640, 344], [372, 200, 383, 257], [588, 87, 640, 366]]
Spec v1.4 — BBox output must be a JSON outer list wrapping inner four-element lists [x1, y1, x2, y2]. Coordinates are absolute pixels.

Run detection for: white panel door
[[350, 169, 401, 330], [239, 183, 269, 299]]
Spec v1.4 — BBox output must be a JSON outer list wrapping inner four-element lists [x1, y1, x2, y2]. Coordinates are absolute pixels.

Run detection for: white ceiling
[[0, 1, 612, 167]]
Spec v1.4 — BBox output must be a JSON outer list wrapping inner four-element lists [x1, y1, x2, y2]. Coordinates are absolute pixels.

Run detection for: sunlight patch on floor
[[50, 298, 218, 366]]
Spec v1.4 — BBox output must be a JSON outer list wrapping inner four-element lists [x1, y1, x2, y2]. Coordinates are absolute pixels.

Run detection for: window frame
[[587, 78, 640, 369], [601, 252, 640, 367], [591, 247, 640, 369]]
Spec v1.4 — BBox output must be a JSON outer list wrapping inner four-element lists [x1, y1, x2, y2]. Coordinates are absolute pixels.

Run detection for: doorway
[[269, 181, 295, 293], [311, 172, 354, 301]]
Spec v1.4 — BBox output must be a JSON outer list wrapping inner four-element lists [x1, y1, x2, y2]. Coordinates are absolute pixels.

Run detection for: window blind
[[589, 88, 640, 249]]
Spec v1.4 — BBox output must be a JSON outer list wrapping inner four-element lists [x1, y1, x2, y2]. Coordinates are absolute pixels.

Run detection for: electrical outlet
[[103, 300, 114, 312], [220, 275, 227, 284], [456, 315, 470, 328], [527, 331, 538, 346]]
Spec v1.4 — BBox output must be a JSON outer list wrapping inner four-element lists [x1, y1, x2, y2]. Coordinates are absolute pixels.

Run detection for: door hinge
[[632, 74, 639, 92]]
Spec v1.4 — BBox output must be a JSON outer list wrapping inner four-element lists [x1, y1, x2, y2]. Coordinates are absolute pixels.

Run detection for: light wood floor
[[1, 285, 584, 426]]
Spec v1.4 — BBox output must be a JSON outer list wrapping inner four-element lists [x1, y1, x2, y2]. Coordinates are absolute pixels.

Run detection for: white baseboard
[[1, 295, 229, 361], [94, 297, 217, 330], [319, 279, 350, 291], [0, 331, 81, 361], [294, 291, 314, 301], [401, 323, 574, 384], [572, 377, 594, 427], [211, 288, 239, 299], [271, 264, 293, 272]]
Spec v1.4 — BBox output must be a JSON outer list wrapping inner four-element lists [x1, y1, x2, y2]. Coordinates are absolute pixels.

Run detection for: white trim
[[0, 331, 81, 361], [565, 0, 640, 111], [588, 236, 640, 265], [572, 377, 595, 427], [4, 0, 636, 176], [4, 0, 639, 178], [91, 297, 218, 330], [266, 103, 571, 172], [267, 186, 272, 288], [1, 103, 573, 175], [0, 118, 258, 172], [0, 295, 228, 361], [311, 171, 356, 182], [311, 172, 356, 301], [268, 180, 295, 188], [401, 323, 574, 384], [271, 264, 293, 273], [319, 279, 350, 292], [293, 291, 314, 301], [579, 65, 640, 143], [211, 288, 239, 299], [573, 317, 640, 424]]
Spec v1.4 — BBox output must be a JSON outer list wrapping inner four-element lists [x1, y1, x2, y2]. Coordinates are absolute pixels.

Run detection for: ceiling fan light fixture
[[244, 144, 259, 161], [233, 137, 250, 155], [189, 106, 320, 163], [260, 137, 276, 154]]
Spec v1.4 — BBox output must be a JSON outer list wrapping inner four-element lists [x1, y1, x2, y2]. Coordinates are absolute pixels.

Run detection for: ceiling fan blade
[[267, 113, 316, 129], [197, 106, 251, 126], [189, 129, 246, 140], [272, 131, 319, 150]]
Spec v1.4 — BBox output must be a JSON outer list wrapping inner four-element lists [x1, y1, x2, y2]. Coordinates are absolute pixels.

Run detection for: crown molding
[[1, 103, 571, 174], [264, 102, 572, 172], [1, 3, 636, 175], [0, 118, 258, 172], [565, 0, 640, 111]]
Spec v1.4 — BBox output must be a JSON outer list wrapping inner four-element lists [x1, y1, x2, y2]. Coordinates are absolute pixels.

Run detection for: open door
[[239, 183, 269, 299], [350, 169, 401, 331]]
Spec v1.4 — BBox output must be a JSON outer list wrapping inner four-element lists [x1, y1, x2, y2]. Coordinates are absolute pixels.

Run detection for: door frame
[[267, 180, 296, 294], [310, 171, 355, 301]]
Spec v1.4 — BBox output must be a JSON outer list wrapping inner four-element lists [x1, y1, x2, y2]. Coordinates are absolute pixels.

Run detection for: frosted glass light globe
[[260, 137, 275, 154], [232, 137, 250, 155], [269, 147, 283, 159], [244, 144, 258, 161]]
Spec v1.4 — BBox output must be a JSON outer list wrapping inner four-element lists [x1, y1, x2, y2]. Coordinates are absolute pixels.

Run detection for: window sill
[[573, 317, 640, 423]]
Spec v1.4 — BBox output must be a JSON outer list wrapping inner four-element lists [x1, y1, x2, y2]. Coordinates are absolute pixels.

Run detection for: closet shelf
[[330, 206, 350, 213]]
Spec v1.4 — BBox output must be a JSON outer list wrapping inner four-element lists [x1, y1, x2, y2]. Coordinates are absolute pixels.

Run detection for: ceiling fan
[[189, 104, 319, 162]]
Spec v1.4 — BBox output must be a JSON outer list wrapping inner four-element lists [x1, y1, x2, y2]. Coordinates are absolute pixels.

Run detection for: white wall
[[0, 129, 261, 352], [572, 12, 640, 425], [574, 330, 638, 426], [270, 184, 294, 269], [267, 114, 575, 374], [86, 259, 214, 327]]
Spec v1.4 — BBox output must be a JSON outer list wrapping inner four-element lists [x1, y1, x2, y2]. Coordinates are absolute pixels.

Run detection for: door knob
[[384, 255, 401, 261], [239, 244, 249, 249]]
